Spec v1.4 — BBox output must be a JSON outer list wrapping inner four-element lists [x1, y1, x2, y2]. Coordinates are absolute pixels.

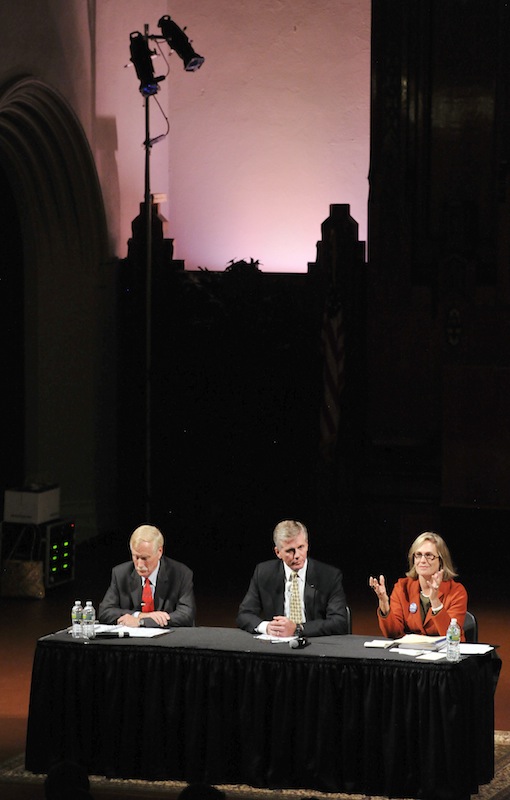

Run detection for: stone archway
[[0, 76, 114, 538]]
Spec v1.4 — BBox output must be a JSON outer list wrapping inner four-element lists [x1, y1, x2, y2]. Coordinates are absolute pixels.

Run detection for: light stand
[[128, 17, 204, 521], [143, 36, 153, 525]]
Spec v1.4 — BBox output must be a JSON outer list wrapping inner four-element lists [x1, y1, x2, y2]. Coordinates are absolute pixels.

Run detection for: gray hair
[[130, 524, 164, 553], [273, 520, 308, 549]]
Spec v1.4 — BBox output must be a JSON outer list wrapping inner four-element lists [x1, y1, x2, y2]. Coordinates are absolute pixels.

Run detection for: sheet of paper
[[117, 627, 171, 637], [459, 643, 494, 654], [364, 639, 394, 648], [94, 624, 117, 634], [417, 651, 447, 661], [388, 647, 424, 656], [392, 643, 493, 659], [93, 624, 170, 638], [393, 633, 446, 649], [255, 634, 296, 643]]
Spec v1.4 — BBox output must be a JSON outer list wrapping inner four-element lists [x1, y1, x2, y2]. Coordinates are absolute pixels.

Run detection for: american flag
[[319, 271, 345, 461]]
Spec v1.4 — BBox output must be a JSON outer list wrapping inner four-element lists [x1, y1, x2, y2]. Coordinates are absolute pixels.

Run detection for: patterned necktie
[[142, 577, 154, 612], [289, 571, 302, 624]]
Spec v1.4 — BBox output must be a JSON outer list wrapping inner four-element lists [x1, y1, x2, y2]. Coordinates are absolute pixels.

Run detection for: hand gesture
[[424, 568, 444, 607], [369, 574, 390, 615]]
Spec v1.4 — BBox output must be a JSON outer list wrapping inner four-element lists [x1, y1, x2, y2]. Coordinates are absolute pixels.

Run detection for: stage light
[[127, 15, 204, 520], [129, 31, 165, 96], [158, 15, 205, 72]]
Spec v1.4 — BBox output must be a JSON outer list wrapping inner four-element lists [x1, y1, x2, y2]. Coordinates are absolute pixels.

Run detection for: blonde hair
[[273, 520, 308, 548], [130, 524, 164, 553], [406, 531, 458, 580]]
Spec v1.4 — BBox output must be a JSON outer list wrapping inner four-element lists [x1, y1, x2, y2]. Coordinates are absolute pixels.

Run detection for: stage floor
[[0, 533, 508, 800]]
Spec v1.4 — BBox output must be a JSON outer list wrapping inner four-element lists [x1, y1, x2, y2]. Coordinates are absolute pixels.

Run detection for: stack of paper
[[393, 634, 447, 651]]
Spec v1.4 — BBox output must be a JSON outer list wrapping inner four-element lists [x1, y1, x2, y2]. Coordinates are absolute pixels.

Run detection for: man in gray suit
[[99, 524, 195, 628], [237, 519, 348, 637]]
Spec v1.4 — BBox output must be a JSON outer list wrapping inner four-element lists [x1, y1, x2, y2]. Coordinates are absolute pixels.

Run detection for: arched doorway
[[0, 162, 24, 492], [0, 77, 113, 536]]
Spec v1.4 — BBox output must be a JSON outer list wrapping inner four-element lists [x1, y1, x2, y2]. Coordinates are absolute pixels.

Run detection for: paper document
[[365, 636, 494, 658], [84, 624, 171, 638], [389, 648, 425, 657], [459, 643, 494, 654], [255, 634, 297, 643], [417, 651, 447, 661], [364, 635, 446, 651], [364, 639, 394, 648], [393, 634, 447, 651]]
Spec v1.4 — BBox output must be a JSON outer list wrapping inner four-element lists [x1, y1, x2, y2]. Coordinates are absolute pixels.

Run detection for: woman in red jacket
[[369, 531, 467, 641]]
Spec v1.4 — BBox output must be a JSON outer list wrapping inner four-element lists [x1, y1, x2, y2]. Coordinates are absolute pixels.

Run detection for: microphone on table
[[289, 636, 310, 649]]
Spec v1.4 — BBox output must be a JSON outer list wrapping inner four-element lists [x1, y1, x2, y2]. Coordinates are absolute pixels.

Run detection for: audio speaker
[[43, 519, 75, 587], [0, 518, 75, 588]]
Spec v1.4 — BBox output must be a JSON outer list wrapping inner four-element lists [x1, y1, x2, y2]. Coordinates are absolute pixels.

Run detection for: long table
[[25, 628, 498, 798]]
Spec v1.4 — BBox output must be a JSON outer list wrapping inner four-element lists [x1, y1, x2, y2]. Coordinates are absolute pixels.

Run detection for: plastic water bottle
[[446, 617, 461, 662], [71, 600, 83, 638], [82, 600, 96, 639]]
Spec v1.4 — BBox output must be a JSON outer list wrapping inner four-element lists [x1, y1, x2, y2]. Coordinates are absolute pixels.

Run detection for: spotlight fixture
[[129, 31, 165, 96], [127, 16, 204, 520], [158, 15, 205, 72]]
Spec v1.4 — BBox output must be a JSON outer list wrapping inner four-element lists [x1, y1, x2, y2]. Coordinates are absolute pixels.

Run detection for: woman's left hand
[[425, 569, 444, 605]]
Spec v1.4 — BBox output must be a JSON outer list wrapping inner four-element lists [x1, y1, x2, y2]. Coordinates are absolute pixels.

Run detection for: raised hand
[[424, 568, 444, 607], [369, 574, 390, 615]]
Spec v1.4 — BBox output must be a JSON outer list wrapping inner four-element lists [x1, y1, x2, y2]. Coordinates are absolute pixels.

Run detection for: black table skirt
[[25, 629, 499, 799]]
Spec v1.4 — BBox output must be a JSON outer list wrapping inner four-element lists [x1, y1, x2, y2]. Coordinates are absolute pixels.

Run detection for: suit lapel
[[154, 558, 169, 610], [410, 580, 422, 620], [129, 570, 142, 612], [411, 580, 421, 604], [303, 559, 316, 618], [272, 562, 285, 615]]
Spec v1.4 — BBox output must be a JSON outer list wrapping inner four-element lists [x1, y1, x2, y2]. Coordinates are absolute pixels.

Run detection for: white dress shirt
[[256, 560, 308, 634]]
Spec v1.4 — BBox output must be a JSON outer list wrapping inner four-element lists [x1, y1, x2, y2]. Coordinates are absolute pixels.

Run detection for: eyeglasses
[[413, 552, 439, 563]]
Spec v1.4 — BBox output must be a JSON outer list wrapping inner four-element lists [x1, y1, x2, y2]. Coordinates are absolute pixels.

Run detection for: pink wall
[[96, 0, 370, 271]]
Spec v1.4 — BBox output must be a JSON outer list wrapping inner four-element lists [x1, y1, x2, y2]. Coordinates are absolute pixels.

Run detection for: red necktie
[[142, 577, 154, 612]]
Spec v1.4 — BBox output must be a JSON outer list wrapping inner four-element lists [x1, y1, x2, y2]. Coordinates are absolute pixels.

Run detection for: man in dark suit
[[98, 524, 195, 628], [236, 519, 348, 637]]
